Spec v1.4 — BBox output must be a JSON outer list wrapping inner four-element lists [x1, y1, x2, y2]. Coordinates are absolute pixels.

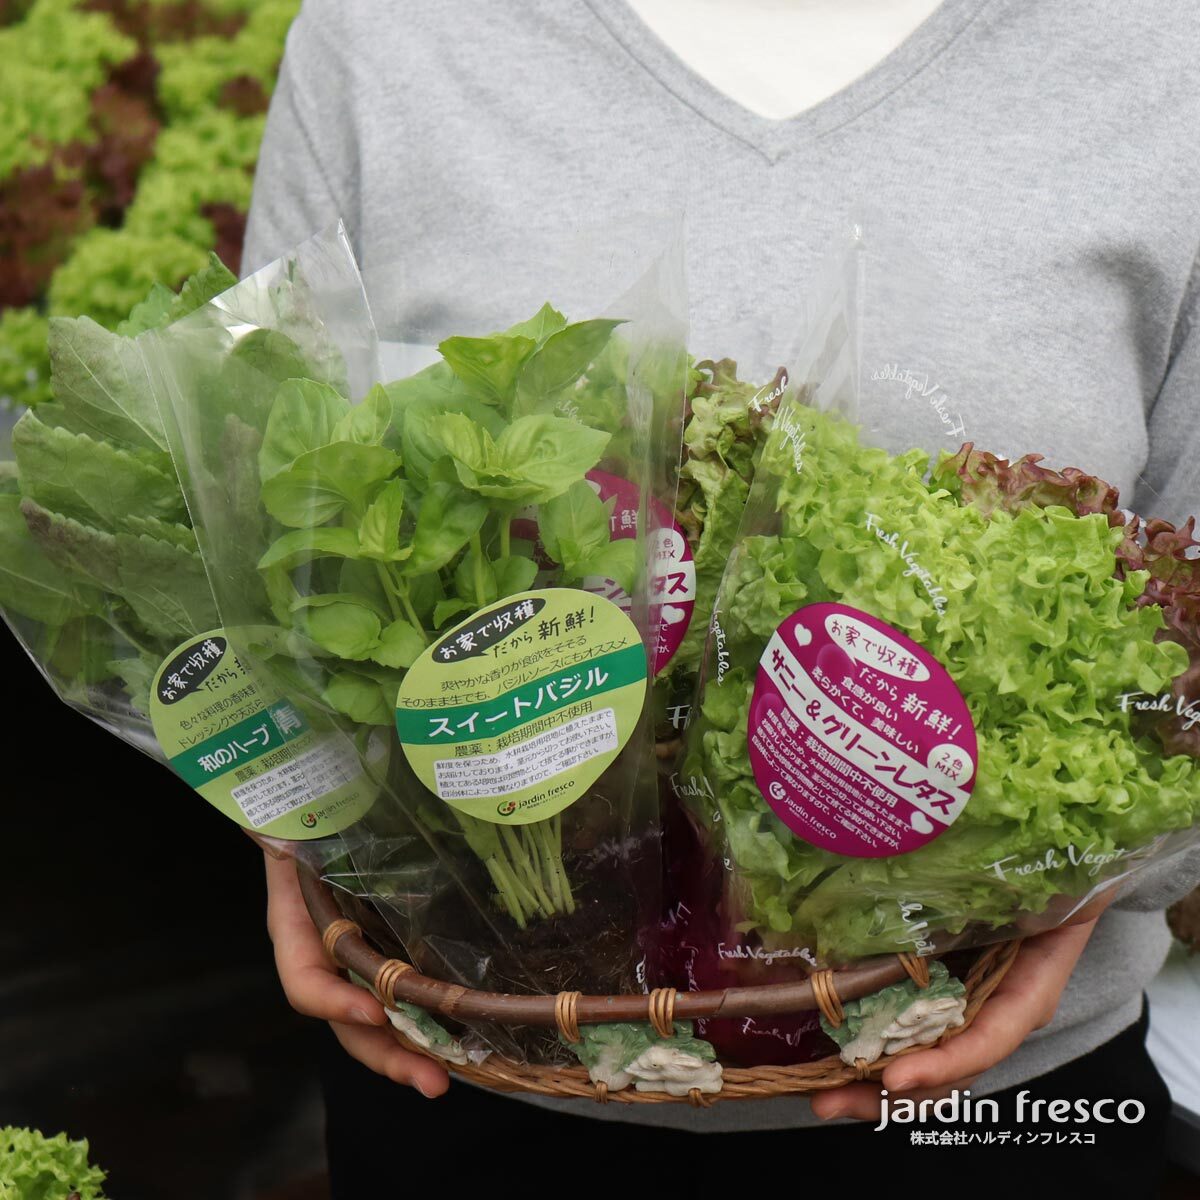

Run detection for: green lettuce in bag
[[661, 231, 1199, 1067]]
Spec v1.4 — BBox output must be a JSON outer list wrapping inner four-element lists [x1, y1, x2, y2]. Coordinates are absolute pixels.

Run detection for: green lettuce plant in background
[[0, 0, 297, 412], [0, 1126, 107, 1200]]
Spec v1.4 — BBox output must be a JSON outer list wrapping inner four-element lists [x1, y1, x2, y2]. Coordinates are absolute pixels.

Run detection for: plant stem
[[499, 515, 512, 560], [489, 852, 540, 920], [545, 814, 576, 914], [501, 824, 555, 917], [470, 533, 487, 606], [528, 821, 564, 911], [376, 562, 429, 643], [372, 562, 404, 621], [484, 858, 528, 928], [394, 578, 428, 642]]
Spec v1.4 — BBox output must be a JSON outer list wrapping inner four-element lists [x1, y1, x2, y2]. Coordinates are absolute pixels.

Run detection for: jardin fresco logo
[[301, 812, 319, 829], [497, 800, 517, 817], [873, 1086, 1148, 1145]]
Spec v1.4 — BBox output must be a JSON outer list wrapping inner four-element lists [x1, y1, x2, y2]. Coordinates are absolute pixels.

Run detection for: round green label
[[395, 589, 648, 824], [149, 629, 379, 840]]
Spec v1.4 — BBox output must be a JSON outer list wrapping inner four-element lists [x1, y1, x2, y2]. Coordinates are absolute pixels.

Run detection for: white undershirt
[[624, 0, 946, 120]]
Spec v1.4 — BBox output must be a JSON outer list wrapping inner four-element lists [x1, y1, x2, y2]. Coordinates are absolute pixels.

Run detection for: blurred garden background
[[0, 3, 338, 1197], [1, 0, 295, 413]]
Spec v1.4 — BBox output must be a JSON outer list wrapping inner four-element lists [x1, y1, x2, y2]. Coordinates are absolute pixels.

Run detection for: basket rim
[[298, 860, 1008, 1029], [298, 861, 1022, 1102]]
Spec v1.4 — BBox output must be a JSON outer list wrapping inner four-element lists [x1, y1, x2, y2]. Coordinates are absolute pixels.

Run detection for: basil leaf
[[540, 480, 612, 568], [303, 599, 382, 660], [262, 563, 301, 626], [332, 383, 392, 446], [492, 415, 610, 504], [403, 482, 489, 576], [259, 379, 351, 482], [292, 591, 391, 622], [575, 538, 639, 595], [454, 547, 498, 608], [400, 395, 505, 486], [438, 332, 536, 405], [432, 412, 493, 475], [493, 555, 538, 596], [370, 618, 425, 669], [514, 319, 623, 415], [261, 442, 402, 528], [358, 478, 408, 562], [433, 597, 474, 628], [323, 671, 393, 726], [405, 570, 445, 621], [503, 302, 567, 345], [385, 362, 471, 437], [259, 526, 363, 571], [338, 557, 393, 617]]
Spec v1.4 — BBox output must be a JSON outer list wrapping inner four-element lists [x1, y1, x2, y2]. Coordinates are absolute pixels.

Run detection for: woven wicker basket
[[300, 865, 1021, 1105]]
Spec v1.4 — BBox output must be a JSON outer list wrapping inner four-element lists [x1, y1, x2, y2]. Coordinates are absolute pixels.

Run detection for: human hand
[[264, 850, 450, 1098], [810, 917, 1101, 1122]]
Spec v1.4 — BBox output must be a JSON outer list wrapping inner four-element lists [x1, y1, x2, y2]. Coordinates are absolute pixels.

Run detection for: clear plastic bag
[[0, 228, 392, 898], [661, 227, 1200, 1064], [151, 221, 691, 1062], [0, 255, 243, 766]]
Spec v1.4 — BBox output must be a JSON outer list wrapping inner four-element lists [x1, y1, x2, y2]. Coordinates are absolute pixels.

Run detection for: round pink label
[[510, 469, 695, 676], [748, 602, 977, 857]]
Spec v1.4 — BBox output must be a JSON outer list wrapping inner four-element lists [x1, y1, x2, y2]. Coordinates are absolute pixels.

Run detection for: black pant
[[321, 1003, 1172, 1196]]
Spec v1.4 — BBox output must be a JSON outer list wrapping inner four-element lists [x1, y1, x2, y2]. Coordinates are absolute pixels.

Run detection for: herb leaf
[[0, 495, 102, 624], [259, 526, 363, 571], [400, 395, 505, 486], [333, 383, 393, 446], [292, 591, 391, 622], [48, 315, 167, 452], [404, 481, 489, 576], [323, 671, 393, 726], [371, 618, 425, 669], [261, 443, 402, 528], [303, 599, 382, 660], [493, 555, 538, 595], [438, 332, 537, 404], [358, 478, 409, 562], [259, 379, 351, 482], [493, 415, 610, 502], [515, 319, 623, 415], [503, 302, 567, 344], [13, 410, 185, 530], [21, 498, 217, 640], [540, 480, 612, 568]]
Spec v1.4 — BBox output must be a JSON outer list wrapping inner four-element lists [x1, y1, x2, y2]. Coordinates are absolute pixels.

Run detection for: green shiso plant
[[0, 255, 237, 728], [679, 394, 1200, 963]]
